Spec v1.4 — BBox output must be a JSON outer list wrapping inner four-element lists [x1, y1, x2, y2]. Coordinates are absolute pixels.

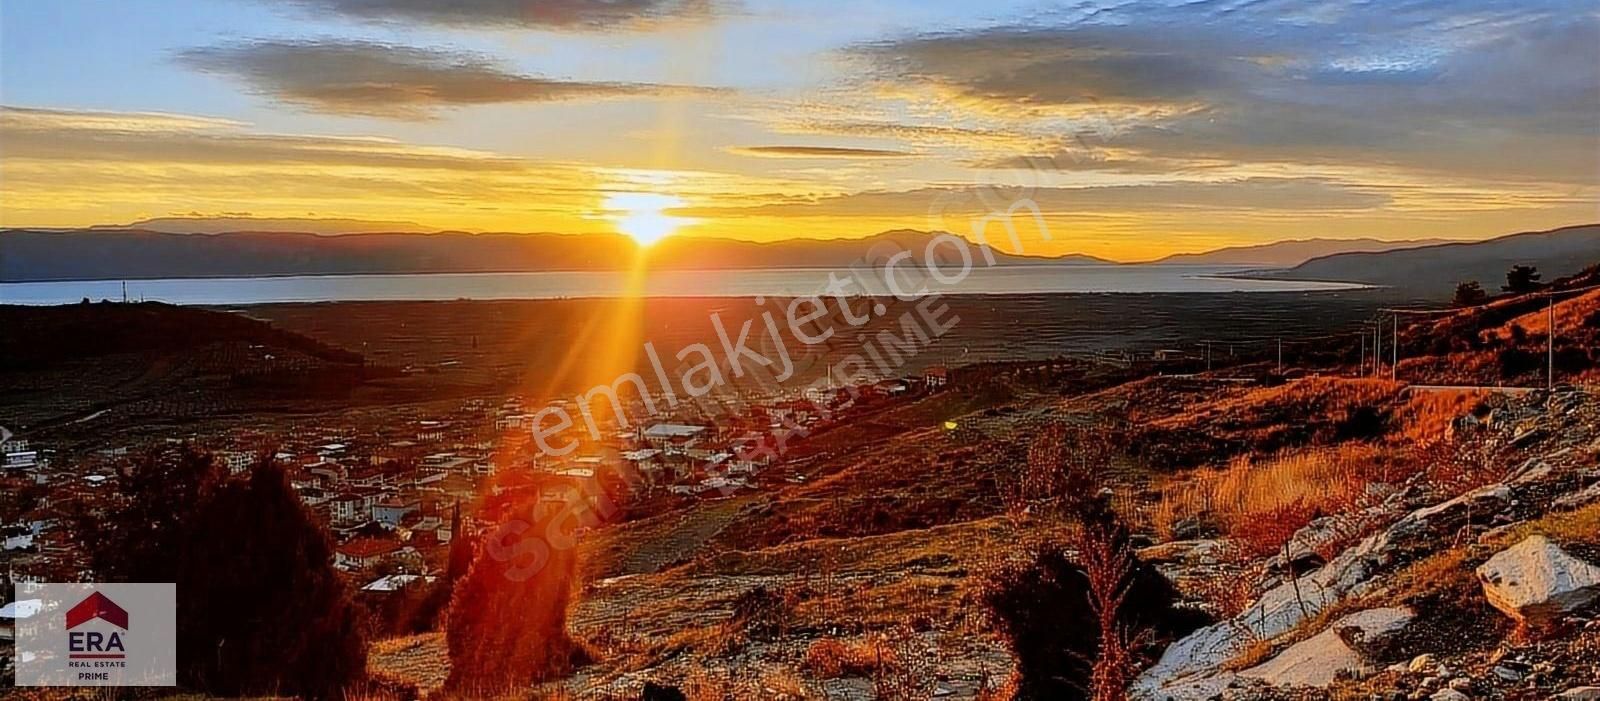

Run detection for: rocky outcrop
[[1476, 535, 1600, 626], [1238, 607, 1413, 688], [1134, 398, 1600, 699], [1130, 478, 1496, 700]]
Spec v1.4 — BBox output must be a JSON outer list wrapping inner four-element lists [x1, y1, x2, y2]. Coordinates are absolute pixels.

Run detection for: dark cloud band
[[176, 40, 723, 119]]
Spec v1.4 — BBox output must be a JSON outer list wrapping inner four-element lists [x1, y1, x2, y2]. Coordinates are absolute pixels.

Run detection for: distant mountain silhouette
[[0, 228, 1113, 282], [1249, 224, 1600, 295], [103, 216, 437, 235], [1151, 237, 1454, 267]]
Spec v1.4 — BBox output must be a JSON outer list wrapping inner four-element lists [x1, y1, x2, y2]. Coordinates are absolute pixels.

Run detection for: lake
[[0, 265, 1363, 306]]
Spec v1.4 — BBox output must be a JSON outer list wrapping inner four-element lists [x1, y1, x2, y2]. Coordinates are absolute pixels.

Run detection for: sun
[[605, 192, 691, 246]]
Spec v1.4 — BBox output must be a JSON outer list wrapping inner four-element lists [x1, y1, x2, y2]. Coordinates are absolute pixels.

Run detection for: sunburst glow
[[606, 192, 691, 247]]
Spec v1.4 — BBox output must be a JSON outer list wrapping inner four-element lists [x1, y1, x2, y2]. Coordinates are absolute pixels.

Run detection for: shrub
[[1497, 347, 1541, 378], [802, 637, 881, 679], [980, 503, 1209, 700]]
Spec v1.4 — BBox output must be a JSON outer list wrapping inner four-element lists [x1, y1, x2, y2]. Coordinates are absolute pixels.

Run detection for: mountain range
[[0, 228, 1111, 282], [1250, 224, 1600, 293], [2, 223, 1596, 286], [1150, 237, 1454, 266]]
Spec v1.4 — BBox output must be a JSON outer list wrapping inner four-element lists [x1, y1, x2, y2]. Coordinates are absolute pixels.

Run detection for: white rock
[[1557, 687, 1600, 701], [1408, 654, 1437, 673], [1239, 607, 1414, 689], [1430, 689, 1470, 701], [1476, 535, 1600, 626]]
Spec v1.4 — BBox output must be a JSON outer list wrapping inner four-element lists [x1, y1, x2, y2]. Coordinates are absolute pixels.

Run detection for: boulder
[[1238, 607, 1414, 688], [1557, 687, 1600, 701], [1476, 535, 1600, 626]]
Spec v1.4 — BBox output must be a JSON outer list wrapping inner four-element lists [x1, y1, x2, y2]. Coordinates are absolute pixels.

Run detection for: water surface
[[0, 265, 1361, 306]]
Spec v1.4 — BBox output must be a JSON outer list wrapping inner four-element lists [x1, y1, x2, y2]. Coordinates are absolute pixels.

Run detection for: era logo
[[70, 631, 127, 653], [65, 591, 129, 659]]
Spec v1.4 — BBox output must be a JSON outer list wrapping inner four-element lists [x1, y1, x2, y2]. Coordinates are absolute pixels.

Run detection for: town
[[0, 363, 957, 615]]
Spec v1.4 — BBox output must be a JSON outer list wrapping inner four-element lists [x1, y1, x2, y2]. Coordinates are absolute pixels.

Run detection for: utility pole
[[1277, 338, 1283, 374], [1391, 315, 1398, 380], [1373, 323, 1381, 378], [1548, 295, 1555, 390], [1204, 341, 1212, 372], [1360, 334, 1367, 377]]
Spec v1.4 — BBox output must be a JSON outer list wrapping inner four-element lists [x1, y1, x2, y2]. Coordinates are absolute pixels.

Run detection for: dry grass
[[368, 632, 450, 698], [1483, 501, 1600, 550], [1490, 289, 1600, 339], [1154, 444, 1378, 553], [1392, 388, 1489, 445]]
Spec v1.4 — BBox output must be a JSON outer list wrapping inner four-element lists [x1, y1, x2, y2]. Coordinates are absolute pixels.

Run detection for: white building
[[642, 423, 708, 448]]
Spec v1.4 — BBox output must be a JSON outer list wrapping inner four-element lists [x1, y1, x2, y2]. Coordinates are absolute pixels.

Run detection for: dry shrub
[[980, 528, 1207, 699], [999, 424, 1108, 522], [1073, 521, 1148, 701], [1227, 500, 1323, 558], [802, 637, 880, 679], [873, 626, 938, 701]]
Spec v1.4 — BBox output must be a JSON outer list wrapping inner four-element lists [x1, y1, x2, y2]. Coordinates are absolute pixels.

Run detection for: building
[[642, 423, 708, 448], [0, 599, 42, 642], [335, 538, 414, 572], [2, 438, 38, 470], [360, 574, 436, 594], [373, 496, 421, 529], [220, 451, 254, 475], [923, 366, 950, 388]]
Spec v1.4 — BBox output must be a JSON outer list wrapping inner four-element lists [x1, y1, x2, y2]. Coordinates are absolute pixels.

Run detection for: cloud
[[680, 177, 1393, 219], [856, 25, 1260, 112], [846, 2, 1600, 186], [176, 40, 723, 119], [278, 0, 724, 31], [0, 105, 613, 228], [0, 105, 523, 170], [726, 145, 915, 158]]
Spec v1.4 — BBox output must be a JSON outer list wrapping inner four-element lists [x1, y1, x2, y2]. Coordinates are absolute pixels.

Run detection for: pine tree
[[85, 449, 366, 699], [444, 500, 579, 692]]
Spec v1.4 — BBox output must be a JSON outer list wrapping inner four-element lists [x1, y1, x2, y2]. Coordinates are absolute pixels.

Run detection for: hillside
[[0, 302, 387, 434], [1151, 237, 1453, 267], [363, 287, 1600, 699], [1251, 224, 1600, 295], [0, 228, 1112, 282]]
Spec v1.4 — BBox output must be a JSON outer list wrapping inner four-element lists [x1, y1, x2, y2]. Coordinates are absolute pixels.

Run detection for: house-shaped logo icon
[[65, 592, 128, 630]]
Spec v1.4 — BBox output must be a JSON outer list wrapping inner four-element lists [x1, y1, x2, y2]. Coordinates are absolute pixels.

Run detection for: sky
[[1, 0, 1597, 260]]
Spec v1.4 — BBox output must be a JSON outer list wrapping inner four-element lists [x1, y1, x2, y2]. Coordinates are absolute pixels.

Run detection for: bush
[[981, 501, 1209, 700], [803, 637, 882, 679], [1497, 347, 1542, 378]]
